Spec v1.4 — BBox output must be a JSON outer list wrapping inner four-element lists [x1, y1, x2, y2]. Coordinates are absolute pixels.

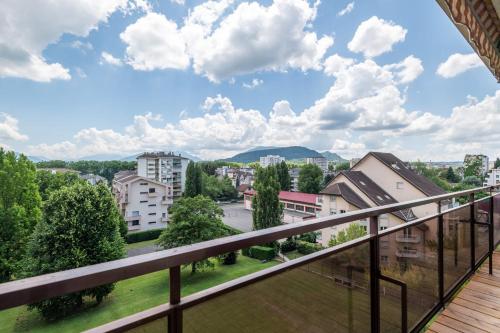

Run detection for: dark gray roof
[[369, 152, 446, 197], [137, 152, 189, 160], [341, 170, 416, 222], [320, 182, 370, 209], [114, 170, 136, 181]]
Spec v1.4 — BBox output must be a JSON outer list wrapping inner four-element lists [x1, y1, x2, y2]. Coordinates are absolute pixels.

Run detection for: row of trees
[[184, 161, 237, 200], [0, 149, 126, 320], [35, 160, 136, 182]]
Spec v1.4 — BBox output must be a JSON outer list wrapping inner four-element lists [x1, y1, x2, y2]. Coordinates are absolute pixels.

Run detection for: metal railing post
[[369, 216, 380, 333], [437, 201, 444, 306], [469, 193, 475, 271], [489, 190, 494, 275], [168, 266, 182, 333]]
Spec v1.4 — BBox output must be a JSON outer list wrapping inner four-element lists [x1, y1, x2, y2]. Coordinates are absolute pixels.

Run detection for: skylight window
[[377, 195, 383, 201], [391, 163, 400, 170], [360, 181, 366, 186]]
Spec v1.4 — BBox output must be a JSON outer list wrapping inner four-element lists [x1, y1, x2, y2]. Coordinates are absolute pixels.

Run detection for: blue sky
[[0, 0, 498, 161]]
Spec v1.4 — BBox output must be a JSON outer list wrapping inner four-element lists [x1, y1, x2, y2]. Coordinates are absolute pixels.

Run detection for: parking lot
[[221, 203, 253, 232]]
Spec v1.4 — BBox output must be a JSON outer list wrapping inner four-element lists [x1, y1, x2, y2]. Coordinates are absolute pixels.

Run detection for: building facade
[[305, 157, 328, 173], [113, 174, 173, 232], [259, 155, 285, 168], [484, 168, 500, 187], [464, 154, 489, 177], [137, 152, 190, 199], [289, 167, 300, 192]]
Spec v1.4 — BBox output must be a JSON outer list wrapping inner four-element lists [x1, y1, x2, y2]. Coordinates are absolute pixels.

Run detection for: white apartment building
[[484, 169, 500, 187], [260, 155, 285, 168], [289, 168, 300, 192], [113, 174, 174, 232], [305, 157, 328, 173], [137, 152, 190, 199], [464, 154, 489, 176]]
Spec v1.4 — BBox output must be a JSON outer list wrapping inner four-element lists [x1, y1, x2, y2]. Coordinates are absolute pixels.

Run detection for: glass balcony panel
[[494, 195, 500, 246], [184, 243, 371, 333], [474, 199, 490, 264], [123, 317, 168, 333], [443, 206, 471, 293], [379, 219, 439, 333]]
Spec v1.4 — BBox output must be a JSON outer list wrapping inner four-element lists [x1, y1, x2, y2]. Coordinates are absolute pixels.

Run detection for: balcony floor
[[427, 249, 500, 333]]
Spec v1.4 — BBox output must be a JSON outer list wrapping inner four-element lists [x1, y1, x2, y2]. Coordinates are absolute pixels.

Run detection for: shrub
[[297, 232, 317, 243], [296, 240, 323, 255], [125, 229, 163, 244], [280, 237, 297, 252], [219, 251, 238, 265], [242, 247, 251, 257], [249, 246, 276, 261]]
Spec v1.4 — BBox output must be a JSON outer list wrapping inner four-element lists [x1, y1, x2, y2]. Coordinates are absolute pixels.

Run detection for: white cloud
[[120, 0, 333, 82], [243, 78, 264, 89], [337, 2, 354, 16], [100, 52, 123, 66], [323, 54, 355, 76], [171, 0, 185, 4], [0, 113, 28, 142], [120, 12, 190, 71], [0, 0, 132, 82], [70, 40, 93, 52], [75, 67, 87, 78], [383, 55, 423, 84], [348, 16, 407, 58], [436, 53, 483, 78]]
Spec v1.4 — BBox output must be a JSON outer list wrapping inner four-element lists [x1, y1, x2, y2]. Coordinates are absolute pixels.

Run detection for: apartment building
[[464, 154, 489, 176], [305, 157, 328, 173], [259, 155, 285, 168], [484, 168, 500, 187], [289, 167, 300, 192], [319, 152, 448, 264], [113, 174, 173, 232], [215, 166, 254, 187], [137, 152, 190, 199]]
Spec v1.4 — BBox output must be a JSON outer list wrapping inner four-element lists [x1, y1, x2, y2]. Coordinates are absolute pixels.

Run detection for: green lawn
[[125, 239, 158, 251], [0, 256, 277, 333]]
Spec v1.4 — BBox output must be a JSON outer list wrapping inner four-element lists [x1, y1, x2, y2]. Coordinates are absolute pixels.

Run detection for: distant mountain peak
[[224, 146, 324, 163], [321, 151, 347, 162]]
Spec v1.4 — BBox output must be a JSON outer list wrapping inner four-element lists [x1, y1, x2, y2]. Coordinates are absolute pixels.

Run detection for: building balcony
[[395, 235, 421, 243], [396, 249, 420, 258], [125, 214, 141, 221]]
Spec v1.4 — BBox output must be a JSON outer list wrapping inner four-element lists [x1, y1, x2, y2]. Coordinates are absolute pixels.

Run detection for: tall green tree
[[329, 223, 367, 246], [495, 158, 500, 169], [276, 161, 291, 191], [445, 167, 460, 183], [35, 170, 85, 201], [0, 150, 42, 282], [335, 162, 350, 171], [184, 161, 202, 197], [202, 173, 237, 201], [157, 195, 231, 273], [252, 166, 283, 230], [21, 182, 125, 319], [36, 160, 136, 182], [298, 164, 323, 194]]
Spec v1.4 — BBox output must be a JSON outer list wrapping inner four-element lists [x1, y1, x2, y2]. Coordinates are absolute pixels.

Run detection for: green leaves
[[329, 223, 367, 247], [298, 164, 323, 194], [252, 166, 283, 231], [185, 161, 203, 197]]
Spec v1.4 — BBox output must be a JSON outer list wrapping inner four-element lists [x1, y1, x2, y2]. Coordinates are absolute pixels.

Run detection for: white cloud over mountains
[[348, 16, 407, 58], [120, 0, 334, 82]]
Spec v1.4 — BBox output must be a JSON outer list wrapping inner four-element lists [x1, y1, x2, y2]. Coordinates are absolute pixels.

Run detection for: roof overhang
[[436, 0, 500, 82]]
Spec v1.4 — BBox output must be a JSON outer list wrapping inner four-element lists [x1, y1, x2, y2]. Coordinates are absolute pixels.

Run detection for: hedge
[[249, 246, 276, 261], [125, 229, 163, 244], [296, 240, 323, 255], [280, 238, 297, 252]]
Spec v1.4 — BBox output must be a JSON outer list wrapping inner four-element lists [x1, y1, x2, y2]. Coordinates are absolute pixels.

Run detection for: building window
[[330, 209, 336, 215], [381, 255, 388, 263], [131, 220, 140, 226], [148, 212, 156, 216], [140, 200, 148, 203], [140, 191, 148, 195], [148, 221, 156, 224], [162, 213, 166, 218], [380, 226, 388, 231], [330, 196, 336, 202], [339, 209, 346, 214], [286, 203, 295, 209], [396, 182, 404, 189], [148, 204, 156, 207], [149, 188, 156, 193], [305, 207, 315, 213], [295, 205, 304, 211], [131, 211, 140, 217], [140, 182, 148, 185]]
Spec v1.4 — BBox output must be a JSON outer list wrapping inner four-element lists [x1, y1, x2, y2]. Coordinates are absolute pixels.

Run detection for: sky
[[0, 0, 498, 161]]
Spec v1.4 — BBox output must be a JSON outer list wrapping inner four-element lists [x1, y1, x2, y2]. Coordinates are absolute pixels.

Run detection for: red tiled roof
[[244, 190, 319, 206]]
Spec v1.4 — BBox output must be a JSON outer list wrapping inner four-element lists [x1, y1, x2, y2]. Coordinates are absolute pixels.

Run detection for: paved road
[[221, 203, 253, 232], [127, 244, 160, 257]]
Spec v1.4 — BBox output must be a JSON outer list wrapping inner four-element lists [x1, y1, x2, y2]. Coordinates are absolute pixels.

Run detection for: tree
[[21, 182, 125, 319], [323, 173, 334, 187], [329, 223, 367, 246], [36, 170, 85, 201], [298, 164, 323, 194], [276, 161, 291, 191], [36, 160, 136, 183], [0, 150, 42, 282], [201, 173, 237, 201], [335, 162, 350, 171], [445, 167, 460, 183], [184, 161, 202, 197], [463, 176, 482, 187], [252, 167, 283, 230], [495, 158, 500, 169], [157, 195, 232, 273]]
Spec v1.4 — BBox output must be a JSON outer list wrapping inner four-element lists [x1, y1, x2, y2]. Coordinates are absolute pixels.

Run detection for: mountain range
[[223, 146, 345, 163]]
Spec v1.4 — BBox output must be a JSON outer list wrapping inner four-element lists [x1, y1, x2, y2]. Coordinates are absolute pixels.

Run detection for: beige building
[[113, 174, 173, 232]]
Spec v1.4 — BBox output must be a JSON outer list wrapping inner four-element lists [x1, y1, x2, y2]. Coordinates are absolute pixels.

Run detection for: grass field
[[125, 239, 158, 251], [0, 256, 277, 333]]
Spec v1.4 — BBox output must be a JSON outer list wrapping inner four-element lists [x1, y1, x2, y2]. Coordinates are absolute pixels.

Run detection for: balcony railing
[[395, 235, 421, 243], [0, 186, 499, 333], [395, 249, 420, 258]]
